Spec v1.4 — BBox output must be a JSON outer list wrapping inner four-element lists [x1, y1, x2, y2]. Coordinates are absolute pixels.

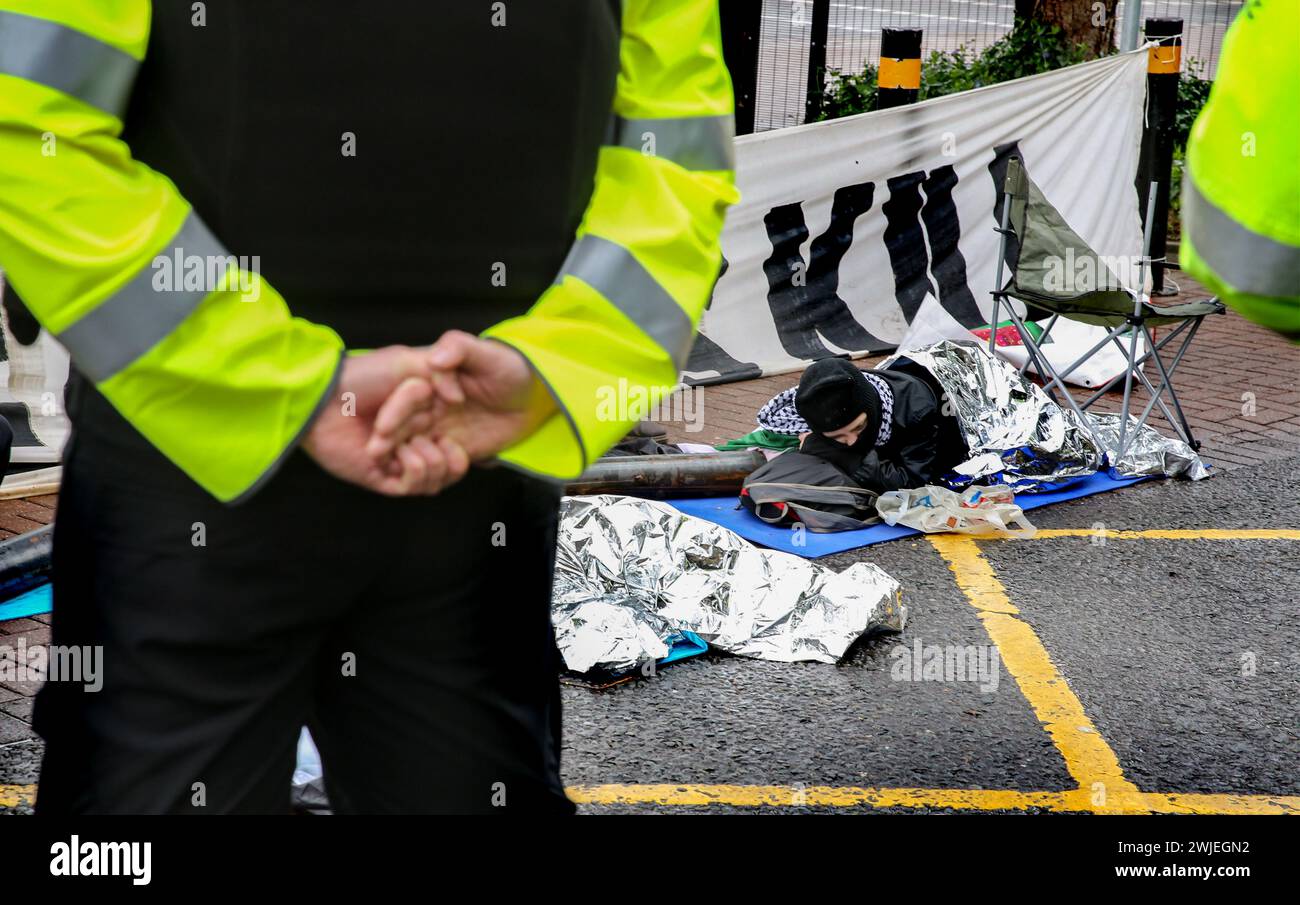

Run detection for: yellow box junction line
[[0, 785, 35, 809], [927, 535, 1145, 812], [569, 530, 1300, 813], [568, 530, 1300, 814], [561, 785, 1299, 814], [1021, 529, 1300, 541], [4, 531, 1299, 813], [4, 781, 1295, 813]]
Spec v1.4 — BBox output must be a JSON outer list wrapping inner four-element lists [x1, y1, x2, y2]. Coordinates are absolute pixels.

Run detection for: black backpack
[[739, 450, 880, 533]]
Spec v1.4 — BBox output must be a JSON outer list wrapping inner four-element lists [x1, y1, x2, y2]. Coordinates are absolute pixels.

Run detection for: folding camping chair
[[988, 156, 1224, 459]]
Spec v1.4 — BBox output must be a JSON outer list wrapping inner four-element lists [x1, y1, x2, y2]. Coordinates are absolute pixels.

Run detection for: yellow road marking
[[928, 535, 1145, 812], [569, 784, 1072, 810], [570, 784, 1300, 814], [1019, 529, 1300, 541], [7, 779, 1296, 814], [1141, 792, 1300, 816], [0, 783, 35, 809]]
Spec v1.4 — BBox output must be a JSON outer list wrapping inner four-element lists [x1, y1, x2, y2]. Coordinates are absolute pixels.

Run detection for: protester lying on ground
[[756, 357, 968, 493]]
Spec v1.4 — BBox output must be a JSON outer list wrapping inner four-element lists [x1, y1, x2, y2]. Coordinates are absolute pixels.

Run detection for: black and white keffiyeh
[[757, 370, 893, 445]]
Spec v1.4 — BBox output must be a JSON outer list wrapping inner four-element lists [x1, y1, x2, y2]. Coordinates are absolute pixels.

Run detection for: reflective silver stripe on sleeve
[[58, 213, 226, 383], [605, 113, 735, 171], [0, 10, 139, 117], [1184, 173, 1300, 298], [554, 234, 695, 368]]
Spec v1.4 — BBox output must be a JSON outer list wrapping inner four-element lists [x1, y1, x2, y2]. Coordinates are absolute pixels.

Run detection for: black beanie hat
[[794, 358, 881, 435]]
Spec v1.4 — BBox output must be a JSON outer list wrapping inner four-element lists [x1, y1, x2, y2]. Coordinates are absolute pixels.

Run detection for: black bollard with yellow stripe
[[1136, 18, 1183, 295], [876, 28, 922, 110]]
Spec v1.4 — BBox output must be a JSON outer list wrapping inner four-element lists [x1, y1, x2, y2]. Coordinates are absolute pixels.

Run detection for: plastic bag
[[875, 484, 1037, 538]]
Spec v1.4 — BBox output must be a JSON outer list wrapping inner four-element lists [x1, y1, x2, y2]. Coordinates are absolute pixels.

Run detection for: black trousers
[[32, 382, 573, 814]]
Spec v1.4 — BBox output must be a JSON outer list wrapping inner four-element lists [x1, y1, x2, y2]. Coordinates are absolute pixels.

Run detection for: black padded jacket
[[800, 359, 969, 492]]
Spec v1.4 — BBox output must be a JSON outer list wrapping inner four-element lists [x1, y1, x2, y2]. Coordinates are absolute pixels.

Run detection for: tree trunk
[[1015, 0, 1119, 59]]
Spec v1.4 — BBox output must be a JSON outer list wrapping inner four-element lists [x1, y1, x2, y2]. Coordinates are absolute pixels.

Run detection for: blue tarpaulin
[[668, 471, 1153, 558], [0, 583, 51, 621]]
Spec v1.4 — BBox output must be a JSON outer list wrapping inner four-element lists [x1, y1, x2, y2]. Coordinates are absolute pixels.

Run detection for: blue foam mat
[[668, 471, 1154, 558]]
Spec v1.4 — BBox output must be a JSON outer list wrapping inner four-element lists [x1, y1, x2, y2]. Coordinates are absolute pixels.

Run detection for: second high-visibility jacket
[[0, 0, 739, 501], [1179, 0, 1299, 342]]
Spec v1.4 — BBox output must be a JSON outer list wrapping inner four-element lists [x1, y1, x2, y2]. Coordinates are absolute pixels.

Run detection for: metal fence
[[754, 0, 1241, 132], [1117, 0, 1241, 78]]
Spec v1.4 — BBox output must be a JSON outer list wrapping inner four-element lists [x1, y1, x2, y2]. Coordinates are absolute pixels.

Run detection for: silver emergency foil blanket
[[553, 495, 904, 673], [890, 340, 1207, 491], [1087, 413, 1210, 480]]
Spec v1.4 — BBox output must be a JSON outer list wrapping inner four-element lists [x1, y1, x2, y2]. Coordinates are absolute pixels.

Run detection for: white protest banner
[[685, 49, 1150, 388]]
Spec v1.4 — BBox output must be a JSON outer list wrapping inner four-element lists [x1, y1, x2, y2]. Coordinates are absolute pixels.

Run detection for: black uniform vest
[[120, 0, 622, 348]]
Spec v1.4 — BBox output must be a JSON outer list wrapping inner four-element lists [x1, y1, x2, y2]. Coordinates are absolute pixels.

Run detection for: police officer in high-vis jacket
[[0, 1, 738, 813], [1180, 0, 1298, 341]]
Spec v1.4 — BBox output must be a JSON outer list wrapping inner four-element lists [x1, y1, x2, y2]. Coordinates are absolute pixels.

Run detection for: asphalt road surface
[[1, 453, 1294, 815], [561, 453, 1300, 814]]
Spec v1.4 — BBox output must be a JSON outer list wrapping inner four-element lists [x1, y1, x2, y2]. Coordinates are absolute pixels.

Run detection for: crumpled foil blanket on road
[[552, 495, 904, 673], [888, 340, 1209, 491]]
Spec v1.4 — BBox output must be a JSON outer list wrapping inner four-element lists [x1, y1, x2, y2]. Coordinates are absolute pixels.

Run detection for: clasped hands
[[302, 330, 557, 496]]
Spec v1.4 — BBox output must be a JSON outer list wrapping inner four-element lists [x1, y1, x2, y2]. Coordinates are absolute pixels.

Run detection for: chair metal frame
[[988, 180, 1211, 461]]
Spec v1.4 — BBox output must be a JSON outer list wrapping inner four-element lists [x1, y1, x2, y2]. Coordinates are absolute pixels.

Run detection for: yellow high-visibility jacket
[[1180, 0, 1299, 341], [0, 1, 739, 501]]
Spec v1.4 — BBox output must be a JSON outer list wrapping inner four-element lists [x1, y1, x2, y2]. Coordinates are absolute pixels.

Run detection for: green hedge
[[816, 21, 1090, 121], [816, 21, 1212, 134]]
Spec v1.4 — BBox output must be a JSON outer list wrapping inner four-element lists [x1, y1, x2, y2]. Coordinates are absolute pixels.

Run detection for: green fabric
[[716, 429, 801, 451], [1004, 156, 1136, 318], [1002, 157, 1223, 327], [1009, 288, 1224, 327]]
